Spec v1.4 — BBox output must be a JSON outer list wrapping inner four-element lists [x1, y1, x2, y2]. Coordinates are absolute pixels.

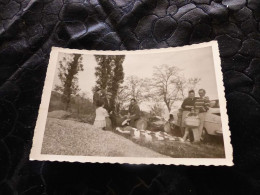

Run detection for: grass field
[[41, 118, 167, 158], [41, 116, 225, 158], [115, 131, 225, 158]]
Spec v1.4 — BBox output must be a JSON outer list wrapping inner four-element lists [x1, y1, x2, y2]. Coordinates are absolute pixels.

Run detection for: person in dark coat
[[128, 98, 141, 128], [181, 90, 197, 111]]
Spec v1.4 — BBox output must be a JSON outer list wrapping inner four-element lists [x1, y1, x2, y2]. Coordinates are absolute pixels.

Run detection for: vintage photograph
[[30, 42, 233, 165]]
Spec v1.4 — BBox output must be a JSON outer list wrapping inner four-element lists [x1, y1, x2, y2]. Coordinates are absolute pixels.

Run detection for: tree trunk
[[163, 95, 171, 112], [167, 103, 171, 112], [65, 97, 70, 111], [64, 54, 81, 111]]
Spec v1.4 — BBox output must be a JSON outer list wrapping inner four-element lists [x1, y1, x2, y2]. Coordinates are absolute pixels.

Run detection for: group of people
[[180, 89, 210, 143], [93, 87, 211, 144], [93, 94, 141, 130]]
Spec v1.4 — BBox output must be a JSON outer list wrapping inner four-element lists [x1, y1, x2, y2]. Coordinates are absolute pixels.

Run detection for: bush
[[48, 110, 71, 119]]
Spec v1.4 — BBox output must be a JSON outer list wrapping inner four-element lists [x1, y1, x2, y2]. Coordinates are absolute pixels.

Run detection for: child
[[93, 100, 109, 130]]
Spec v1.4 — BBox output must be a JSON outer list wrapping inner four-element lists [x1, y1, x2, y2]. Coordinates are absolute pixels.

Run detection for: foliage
[[150, 102, 165, 117], [54, 54, 84, 110], [94, 55, 125, 113], [48, 91, 95, 121]]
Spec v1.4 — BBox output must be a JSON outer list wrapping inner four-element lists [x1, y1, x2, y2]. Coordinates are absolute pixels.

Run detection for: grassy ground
[[41, 118, 167, 158], [115, 132, 225, 158], [42, 113, 225, 158]]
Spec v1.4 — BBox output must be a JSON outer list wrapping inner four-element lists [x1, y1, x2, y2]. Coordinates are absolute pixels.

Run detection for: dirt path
[[41, 118, 168, 158]]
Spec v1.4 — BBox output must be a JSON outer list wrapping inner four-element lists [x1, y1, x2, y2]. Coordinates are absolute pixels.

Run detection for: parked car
[[173, 100, 223, 140]]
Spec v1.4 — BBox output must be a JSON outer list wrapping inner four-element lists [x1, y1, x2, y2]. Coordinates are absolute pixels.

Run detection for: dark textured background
[[0, 0, 260, 194]]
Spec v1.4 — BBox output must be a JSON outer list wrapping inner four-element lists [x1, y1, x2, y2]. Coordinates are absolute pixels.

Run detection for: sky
[[52, 46, 219, 111]]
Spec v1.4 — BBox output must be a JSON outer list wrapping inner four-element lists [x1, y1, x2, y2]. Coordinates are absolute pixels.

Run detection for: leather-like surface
[[0, 0, 260, 194]]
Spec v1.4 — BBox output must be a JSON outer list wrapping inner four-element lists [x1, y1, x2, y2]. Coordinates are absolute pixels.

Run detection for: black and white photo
[[30, 41, 233, 166]]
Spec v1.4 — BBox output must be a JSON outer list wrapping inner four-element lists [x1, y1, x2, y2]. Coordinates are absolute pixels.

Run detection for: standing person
[[93, 100, 109, 130], [194, 89, 210, 140], [180, 107, 200, 142], [128, 98, 141, 128], [180, 90, 197, 136]]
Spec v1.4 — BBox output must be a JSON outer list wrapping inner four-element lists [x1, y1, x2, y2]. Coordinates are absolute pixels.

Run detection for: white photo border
[[30, 41, 233, 166]]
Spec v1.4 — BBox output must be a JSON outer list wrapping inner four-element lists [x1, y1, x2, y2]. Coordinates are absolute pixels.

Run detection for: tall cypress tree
[[94, 55, 125, 113], [109, 56, 125, 113], [55, 54, 83, 111]]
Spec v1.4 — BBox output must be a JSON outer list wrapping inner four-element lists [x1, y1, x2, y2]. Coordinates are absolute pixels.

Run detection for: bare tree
[[117, 76, 150, 109], [186, 78, 201, 91], [173, 76, 201, 100], [116, 85, 130, 110], [151, 64, 200, 112]]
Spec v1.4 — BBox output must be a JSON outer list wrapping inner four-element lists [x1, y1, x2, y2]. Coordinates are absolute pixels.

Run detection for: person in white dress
[[93, 100, 109, 130]]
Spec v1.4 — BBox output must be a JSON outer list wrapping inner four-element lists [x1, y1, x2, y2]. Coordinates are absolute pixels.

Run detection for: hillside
[[41, 117, 167, 158]]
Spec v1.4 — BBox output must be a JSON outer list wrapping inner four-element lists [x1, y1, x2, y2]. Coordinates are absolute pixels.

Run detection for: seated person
[[93, 100, 109, 130], [127, 98, 141, 128], [164, 114, 175, 133]]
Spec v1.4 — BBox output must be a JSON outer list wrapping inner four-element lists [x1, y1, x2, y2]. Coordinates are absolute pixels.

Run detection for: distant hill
[[48, 91, 95, 116]]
